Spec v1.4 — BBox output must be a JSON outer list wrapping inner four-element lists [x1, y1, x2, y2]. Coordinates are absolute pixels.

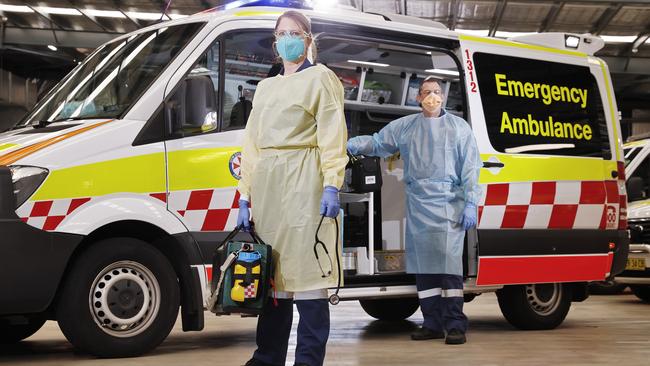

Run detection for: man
[[347, 76, 481, 345]]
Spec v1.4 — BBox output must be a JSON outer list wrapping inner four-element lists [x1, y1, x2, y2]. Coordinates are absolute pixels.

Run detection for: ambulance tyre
[[630, 285, 650, 303], [57, 238, 180, 358], [359, 298, 420, 321], [0, 314, 46, 343], [497, 283, 571, 330]]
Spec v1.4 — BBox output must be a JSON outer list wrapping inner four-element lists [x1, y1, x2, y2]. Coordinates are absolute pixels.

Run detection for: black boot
[[445, 329, 466, 345], [244, 358, 281, 366], [410, 326, 445, 340]]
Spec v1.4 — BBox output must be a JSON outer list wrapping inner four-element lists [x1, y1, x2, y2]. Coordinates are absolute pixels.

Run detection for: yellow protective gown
[[238, 64, 348, 292]]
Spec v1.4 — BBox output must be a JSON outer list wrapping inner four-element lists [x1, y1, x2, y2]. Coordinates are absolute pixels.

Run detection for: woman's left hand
[[320, 186, 340, 218]]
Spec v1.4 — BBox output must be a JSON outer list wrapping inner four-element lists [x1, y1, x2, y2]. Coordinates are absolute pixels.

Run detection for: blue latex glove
[[461, 203, 477, 230], [347, 139, 361, 156], [320, 186, 340, 218], [237, 199, 251, 232]]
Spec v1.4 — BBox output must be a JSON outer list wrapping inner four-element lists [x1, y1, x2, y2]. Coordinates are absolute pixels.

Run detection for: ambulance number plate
[[625, 258, 646, 271]]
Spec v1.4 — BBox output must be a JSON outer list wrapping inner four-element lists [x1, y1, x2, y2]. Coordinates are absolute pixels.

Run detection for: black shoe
[[445, 329, 466, 345], [245, 358, 279, 366], [410, 326, 445, 340]]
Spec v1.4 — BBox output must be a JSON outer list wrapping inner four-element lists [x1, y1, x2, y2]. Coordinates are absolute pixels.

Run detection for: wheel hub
[[525, 283, 562, 316], [89, 261, 161, 338]]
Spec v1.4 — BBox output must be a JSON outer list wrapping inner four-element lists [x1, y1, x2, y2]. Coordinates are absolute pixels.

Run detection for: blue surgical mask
[[276, 36, 305, 62]]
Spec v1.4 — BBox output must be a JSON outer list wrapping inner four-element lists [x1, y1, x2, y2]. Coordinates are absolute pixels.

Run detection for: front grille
[[629, 220, 650, 244]]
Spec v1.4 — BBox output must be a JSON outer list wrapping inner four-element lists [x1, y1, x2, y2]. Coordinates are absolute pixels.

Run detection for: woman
[[236, 10, 348, 366]]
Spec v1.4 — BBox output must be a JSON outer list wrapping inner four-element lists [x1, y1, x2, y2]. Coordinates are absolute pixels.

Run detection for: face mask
[[276, 35, 306, 62], [421, 93, 442, 114]]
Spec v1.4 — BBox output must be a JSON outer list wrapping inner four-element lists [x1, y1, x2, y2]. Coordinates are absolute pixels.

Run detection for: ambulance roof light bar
[[507, 33, 605, 55]]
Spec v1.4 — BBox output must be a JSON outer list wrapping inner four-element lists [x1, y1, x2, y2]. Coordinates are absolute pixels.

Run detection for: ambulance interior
[[217, 30, 467, 280]]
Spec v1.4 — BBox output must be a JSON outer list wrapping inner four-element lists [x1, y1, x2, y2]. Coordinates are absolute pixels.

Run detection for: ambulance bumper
[[0, 167, 83, 315]]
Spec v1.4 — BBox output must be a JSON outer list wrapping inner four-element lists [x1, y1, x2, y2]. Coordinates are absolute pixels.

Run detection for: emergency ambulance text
[[500, 111, 593, 141], [495, 74, 588, 109]]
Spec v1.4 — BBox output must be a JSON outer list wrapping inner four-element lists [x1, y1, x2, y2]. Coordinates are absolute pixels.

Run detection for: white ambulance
[[615, 137, 650, 302], [0, 1, 628, 357]]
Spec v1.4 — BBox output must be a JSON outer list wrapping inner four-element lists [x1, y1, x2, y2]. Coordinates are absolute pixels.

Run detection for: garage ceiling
[[1, 0, 650, 104]]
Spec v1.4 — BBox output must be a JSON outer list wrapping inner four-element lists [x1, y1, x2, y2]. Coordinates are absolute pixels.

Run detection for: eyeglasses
[[420, 89, 443, 96], [274, 30, 309, 38]]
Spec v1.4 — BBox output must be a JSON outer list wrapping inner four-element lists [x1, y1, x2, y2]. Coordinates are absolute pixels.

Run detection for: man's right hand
[[347, 139, 361, 156], [237, 199, 251, 232]]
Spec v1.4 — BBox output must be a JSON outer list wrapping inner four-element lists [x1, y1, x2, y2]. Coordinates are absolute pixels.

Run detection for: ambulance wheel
[[0, 314, 46, 343], [497, 283, 571, 330], [630, 285, 650, 303], [56, 238, 180, 357], [359, 298, 420, 321]]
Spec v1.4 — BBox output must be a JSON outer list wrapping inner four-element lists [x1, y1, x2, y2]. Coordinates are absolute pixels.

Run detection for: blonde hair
[[274, 10, 318, 63]]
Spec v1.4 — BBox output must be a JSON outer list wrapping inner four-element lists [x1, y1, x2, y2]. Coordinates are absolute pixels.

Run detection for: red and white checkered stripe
[[244, 283, 257, 299], [478, 181, 620, 230], [169, 188, 241, 232], [16, 197, 92, 231]]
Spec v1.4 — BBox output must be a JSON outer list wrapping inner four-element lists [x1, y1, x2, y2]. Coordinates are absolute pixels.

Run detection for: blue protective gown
[[348, 111, 482, 275]]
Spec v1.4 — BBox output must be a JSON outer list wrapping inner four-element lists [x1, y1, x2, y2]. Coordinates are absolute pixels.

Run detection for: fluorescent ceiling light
[[505, 143, 575, 154], [600, 35, 637, 43], [47, 45, 58, 51], [83, 9, 126, 18], [347, 60, 389, 67], [0, 5, 33, 13], [495, 31, 538, 38], [425, 69, 459, 77], [127, 11, 169, 20], [35, 7, 82, 16], [457, 29, 489, 37]]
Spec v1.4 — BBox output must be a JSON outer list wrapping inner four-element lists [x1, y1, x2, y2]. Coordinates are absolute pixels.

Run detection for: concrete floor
[[1, 292, 649, 366]]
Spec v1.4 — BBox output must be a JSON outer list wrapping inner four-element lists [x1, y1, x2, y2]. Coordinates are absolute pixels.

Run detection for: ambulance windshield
[[17, 22, 204, 128]]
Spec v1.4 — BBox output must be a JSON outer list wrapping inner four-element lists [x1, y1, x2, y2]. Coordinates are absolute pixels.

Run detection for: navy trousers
[[415, 274, 468, 333], [253, 298, 330, 366]]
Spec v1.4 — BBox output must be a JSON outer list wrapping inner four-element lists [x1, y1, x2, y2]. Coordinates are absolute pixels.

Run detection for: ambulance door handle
[[482, 162, 505, 168], [611, 170, 618, 178]]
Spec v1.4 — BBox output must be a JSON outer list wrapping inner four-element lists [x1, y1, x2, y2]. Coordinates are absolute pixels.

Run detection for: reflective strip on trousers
[[418, 288, 464, 299]]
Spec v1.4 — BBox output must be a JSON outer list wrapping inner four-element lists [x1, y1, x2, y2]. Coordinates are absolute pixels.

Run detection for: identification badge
[[365, 176, 376, 184]]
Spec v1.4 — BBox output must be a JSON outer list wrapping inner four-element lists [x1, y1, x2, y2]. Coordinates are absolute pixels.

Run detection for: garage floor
[[2, 292, 649, 366]]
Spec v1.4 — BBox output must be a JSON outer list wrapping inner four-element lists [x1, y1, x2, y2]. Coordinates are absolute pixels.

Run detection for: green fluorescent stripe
[[459, 34, 587, 57], [167, 147, 240, 191], [0, 143, 18, 152], [32, 153, 166, 201]]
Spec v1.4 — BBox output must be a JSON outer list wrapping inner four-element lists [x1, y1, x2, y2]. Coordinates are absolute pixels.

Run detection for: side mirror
[[626, 176, 645, 202], [165, 75, 217, 138]]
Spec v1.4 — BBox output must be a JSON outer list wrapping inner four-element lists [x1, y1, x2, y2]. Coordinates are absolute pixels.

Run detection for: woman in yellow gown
[[237, 10, 348, 366]]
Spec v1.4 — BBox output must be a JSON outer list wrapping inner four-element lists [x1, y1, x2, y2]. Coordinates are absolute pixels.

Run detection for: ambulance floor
[[2, 292, 649, 366]]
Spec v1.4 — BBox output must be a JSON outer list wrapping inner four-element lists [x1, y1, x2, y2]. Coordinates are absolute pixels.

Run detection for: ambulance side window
[[629, 154, 650, 201], [473, 53, 611, 158], [221, 31, 278, 131], [167, 41, 220, 137]]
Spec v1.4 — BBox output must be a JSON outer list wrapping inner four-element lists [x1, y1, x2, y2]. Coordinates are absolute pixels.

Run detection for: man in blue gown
[[347, 76, 482, 344]]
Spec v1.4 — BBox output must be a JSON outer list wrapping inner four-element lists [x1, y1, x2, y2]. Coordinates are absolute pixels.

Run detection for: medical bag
[[347, 153, 383, 193], [207, 225, 273, 315]]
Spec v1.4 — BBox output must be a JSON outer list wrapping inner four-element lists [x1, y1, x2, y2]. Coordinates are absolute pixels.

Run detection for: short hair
[[419, 76, 444, 94]]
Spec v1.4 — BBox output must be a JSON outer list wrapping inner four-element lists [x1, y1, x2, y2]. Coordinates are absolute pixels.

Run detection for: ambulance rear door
[[460, 36, 621, 286]]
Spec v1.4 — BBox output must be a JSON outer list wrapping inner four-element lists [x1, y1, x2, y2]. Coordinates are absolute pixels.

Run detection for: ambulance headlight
[[8, 166, 49, 208]]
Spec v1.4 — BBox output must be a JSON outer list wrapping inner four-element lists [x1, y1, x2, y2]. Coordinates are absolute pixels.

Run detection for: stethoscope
[[313, 214, 341, 305]]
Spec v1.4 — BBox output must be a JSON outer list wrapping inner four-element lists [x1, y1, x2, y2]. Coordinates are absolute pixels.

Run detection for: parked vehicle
[[615, 137, 650, 302], [0, 1, 628, 357]]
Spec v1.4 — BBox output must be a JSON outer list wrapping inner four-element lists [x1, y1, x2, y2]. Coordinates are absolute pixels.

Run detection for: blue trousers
[[416, 274, 468, 333], [253, 298, 330, 366]]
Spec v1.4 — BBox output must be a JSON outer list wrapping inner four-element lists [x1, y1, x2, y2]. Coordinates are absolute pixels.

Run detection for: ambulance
[[0, 0, 629, 357], [615, 137, 650, 302]]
